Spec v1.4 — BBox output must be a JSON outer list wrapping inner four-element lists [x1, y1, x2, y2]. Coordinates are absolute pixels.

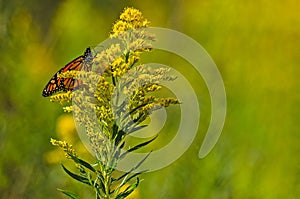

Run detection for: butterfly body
[[42, 47, 92, 97]]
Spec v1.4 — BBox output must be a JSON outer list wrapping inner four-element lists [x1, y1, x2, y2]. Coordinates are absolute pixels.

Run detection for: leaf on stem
[[61, 164, 91, 185], [120, 136, 157, 159], [57, 189, 80, 199]]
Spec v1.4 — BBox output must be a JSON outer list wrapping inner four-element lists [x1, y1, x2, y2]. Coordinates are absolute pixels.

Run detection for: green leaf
[[132, 113, 148, 125], [132, 151, 151, 171], [128, 136, 157, 153], [119, 141, 125, 149], [121, 103, 149, 122], [115, 130, 126, 146], [112, 122, 119, 141], [116, 178, 139, 199], [61, 164, 91, 185], [120, 136, 157, 159], [57, 189, 80, 199], [68, 154, 96, 172], [114, 169, 144, 183], [71, 156, 96, 173], [122, 171, 144, 185], [115, 152, 151, 184]]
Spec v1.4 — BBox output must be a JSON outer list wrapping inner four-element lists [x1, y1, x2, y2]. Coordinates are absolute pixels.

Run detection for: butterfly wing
[[42, 73, 64, 97], [42, 47, 92, 97]]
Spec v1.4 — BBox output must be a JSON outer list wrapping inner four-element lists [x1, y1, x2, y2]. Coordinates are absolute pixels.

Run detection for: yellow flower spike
[[111, 21, 128, 34], [120, 7, 143, 22], [93, 44, 121, 66], [50, 91, 72, 104], [57, 70, 78, 78], [110, 7, 150, 37], [50, 138, 77, 158], [93, 44, 122, 75]]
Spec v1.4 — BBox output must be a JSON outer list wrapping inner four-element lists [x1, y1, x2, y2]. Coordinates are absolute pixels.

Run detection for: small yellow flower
[[63, 106, 72, 113]]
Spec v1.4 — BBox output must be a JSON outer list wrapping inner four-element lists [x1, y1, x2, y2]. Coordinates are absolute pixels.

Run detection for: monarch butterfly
[[42, 47, 93, 97]]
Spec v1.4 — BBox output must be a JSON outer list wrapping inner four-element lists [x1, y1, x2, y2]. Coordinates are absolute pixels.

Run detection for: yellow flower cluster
[[57, 70, 78, 78], [93, 44, 122, 74], [93, 8, 154, 80], [94, 77, 114, 133], [128, 96, 180, 125], [50, 91, 72, 104], [93, 44, 134, 78], [63, 105, 73, 113], [110, 7, 150, 38], [50, 138, 77, 158]]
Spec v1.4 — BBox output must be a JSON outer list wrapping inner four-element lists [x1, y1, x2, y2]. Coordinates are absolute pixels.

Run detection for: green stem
[[103, 169, 111, 199]]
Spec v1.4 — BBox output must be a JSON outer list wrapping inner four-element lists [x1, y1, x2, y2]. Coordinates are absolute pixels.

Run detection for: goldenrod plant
[[48, 7, 179, 199]]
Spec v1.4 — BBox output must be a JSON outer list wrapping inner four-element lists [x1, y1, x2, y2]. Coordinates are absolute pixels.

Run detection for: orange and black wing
[[42, 72, 64, 97], [42, 47, 92, 97]]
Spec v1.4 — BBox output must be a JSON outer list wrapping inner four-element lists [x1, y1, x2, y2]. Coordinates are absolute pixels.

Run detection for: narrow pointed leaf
[[127, 124, 148, 134], [115, 152, 151, 183], [57, 189, 80, 199], [112, 122, 119, 141], [132, 151, 151, 171], [69, 155, 96, 173], [120, 136, 157, 159], [116, 178, 139, 198], [122, 170, 146, 186], [61, 164, 90, 185]]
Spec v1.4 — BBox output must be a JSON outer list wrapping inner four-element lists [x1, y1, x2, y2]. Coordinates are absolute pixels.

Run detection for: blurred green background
[[0, 0, 299, 198]]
